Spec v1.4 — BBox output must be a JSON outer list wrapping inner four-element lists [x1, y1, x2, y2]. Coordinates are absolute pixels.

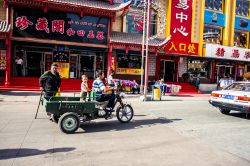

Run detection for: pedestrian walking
[[39, 63, 61, 96]]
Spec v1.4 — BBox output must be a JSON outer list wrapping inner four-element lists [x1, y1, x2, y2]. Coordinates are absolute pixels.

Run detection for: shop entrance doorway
[[160, 60, 175, 82], [79, 54, 95, 79], [69, 55, 78, 79], [26, 52, 43, 77], [216, 65, 234, 82]]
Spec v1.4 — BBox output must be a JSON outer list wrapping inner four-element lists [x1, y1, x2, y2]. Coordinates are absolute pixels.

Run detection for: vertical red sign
[[111, 56, 116, 71], [170, 0, 192, 42]]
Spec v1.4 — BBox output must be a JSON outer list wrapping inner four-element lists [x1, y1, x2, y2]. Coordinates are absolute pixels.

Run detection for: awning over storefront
[[5, 0, 132, 17], [205, 43, 250, 62], [0, 20, 10, 33], [0, 20, 10, 39], [110, 31, 171, 51]]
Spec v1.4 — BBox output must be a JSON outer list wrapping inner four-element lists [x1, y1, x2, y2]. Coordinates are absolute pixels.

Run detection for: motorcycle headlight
[[119, 92, 126, 99]]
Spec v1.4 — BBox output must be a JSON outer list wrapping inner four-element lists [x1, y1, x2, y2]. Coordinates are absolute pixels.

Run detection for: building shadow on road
[[0, 91, 40, 96], [0, 147, 75, 160], [79, 117, 182, 133]]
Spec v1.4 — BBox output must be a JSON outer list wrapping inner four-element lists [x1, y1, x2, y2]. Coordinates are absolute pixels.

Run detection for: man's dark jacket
[[39, 71, 61, 92]]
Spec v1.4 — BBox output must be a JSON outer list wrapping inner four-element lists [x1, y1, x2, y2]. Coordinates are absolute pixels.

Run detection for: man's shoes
[[105, 108, 113, 120], [105, 113, 113, 120], [105, 107, 114, 112]]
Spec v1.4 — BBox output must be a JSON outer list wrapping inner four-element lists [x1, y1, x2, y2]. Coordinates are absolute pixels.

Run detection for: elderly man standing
[[39, 63, 61, 96]]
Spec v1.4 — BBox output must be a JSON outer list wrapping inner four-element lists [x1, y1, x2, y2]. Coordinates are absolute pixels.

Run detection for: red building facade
[[0, 0, 170, 91]]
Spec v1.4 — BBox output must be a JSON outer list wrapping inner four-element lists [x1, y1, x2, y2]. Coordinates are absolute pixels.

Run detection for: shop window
[[203, 25, 222, 44], [96, 53, 104, 72], [0, 40, 5, 49], [79, 55, 94, 79], [236, 0, 249, 17], [205, 0, 223, 11], [247, 65, 250, 72], [188, 59, 211, 78], [234, 31, 248, 48], [117, 53, 142, 69]]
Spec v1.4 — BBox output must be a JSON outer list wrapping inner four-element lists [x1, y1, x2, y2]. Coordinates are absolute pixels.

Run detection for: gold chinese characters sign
[[165, 41, 199, 55], [55, 62, 69, 78], [116, 68, 143, 75], [0, 50, 6, 70]]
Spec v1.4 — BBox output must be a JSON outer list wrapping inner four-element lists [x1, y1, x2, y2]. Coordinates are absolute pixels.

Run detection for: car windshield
[[225, 83, 250, 91]]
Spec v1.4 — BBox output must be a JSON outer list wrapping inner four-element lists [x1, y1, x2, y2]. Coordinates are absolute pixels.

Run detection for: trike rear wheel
[[116, 104, 134, 123], [58, 112, 80, 134]]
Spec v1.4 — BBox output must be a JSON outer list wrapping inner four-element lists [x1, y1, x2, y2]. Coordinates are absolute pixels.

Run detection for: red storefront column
[[107, 45, 112, 77], [4, 6, 11, 86], [4, 35, 11, 86], [211, 60, 215, 83], [155, 51, 160, 80], [235, 63, 238, 81], [174, 56, 179, 82]]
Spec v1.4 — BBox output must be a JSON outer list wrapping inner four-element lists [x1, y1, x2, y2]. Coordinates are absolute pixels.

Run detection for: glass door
[[26, 52, 42, 77], [164, 61, 175, 82], [79, 54, 95, 79], [44, 52, 53, 73], [69, 55, 78, 78], [160, 60, 165, 79]]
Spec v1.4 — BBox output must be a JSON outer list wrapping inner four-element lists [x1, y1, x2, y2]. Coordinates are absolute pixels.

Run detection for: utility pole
[[143, 0, 150, 100], [140, 0, 146, 94]]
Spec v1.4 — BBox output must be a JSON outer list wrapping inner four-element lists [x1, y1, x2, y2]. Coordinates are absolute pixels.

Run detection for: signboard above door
[[13, 7, 109, 45]]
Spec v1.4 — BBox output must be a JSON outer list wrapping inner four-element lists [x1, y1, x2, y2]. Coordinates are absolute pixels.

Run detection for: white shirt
[[107, 75, 113, 85], [15, 59, 23, 65], [219, 78, 229, 88]]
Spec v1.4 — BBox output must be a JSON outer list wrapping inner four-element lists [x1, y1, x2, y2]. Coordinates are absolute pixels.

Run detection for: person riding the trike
[[92, 71, 118, 115]]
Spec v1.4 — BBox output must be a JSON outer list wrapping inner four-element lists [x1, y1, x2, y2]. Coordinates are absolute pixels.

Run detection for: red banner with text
[[165, 41, 198, 55], [165, 0, 199, 56], [170, 0, 192, 42]]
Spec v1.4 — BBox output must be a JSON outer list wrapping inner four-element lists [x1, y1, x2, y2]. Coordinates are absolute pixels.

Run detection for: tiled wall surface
[[178, 57, 188, 77], [148, 53, 156, 76], [0, 0, 6, 20]]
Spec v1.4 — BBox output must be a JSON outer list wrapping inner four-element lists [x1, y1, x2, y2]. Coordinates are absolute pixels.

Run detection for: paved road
[[0, 91, 249, 166]]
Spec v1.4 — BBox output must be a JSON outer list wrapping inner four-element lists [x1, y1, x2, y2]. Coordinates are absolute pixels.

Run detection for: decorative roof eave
[[111, 42, 161, 51], [0, 20, 11, 33], [110, 31, 172, 51], [156, 36, 171, 49], [5, 0, 132, 14], [118, 3, 132, 17]]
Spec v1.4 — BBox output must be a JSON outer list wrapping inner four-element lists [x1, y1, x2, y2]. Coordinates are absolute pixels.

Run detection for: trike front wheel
[[116, 104, 134, 123]]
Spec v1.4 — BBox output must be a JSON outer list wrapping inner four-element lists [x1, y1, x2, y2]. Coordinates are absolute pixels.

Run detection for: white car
[[209, 82, 250, 115]]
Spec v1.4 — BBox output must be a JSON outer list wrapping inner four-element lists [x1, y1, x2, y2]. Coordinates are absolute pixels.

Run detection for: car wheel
[[220, 108, 231, 115]]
